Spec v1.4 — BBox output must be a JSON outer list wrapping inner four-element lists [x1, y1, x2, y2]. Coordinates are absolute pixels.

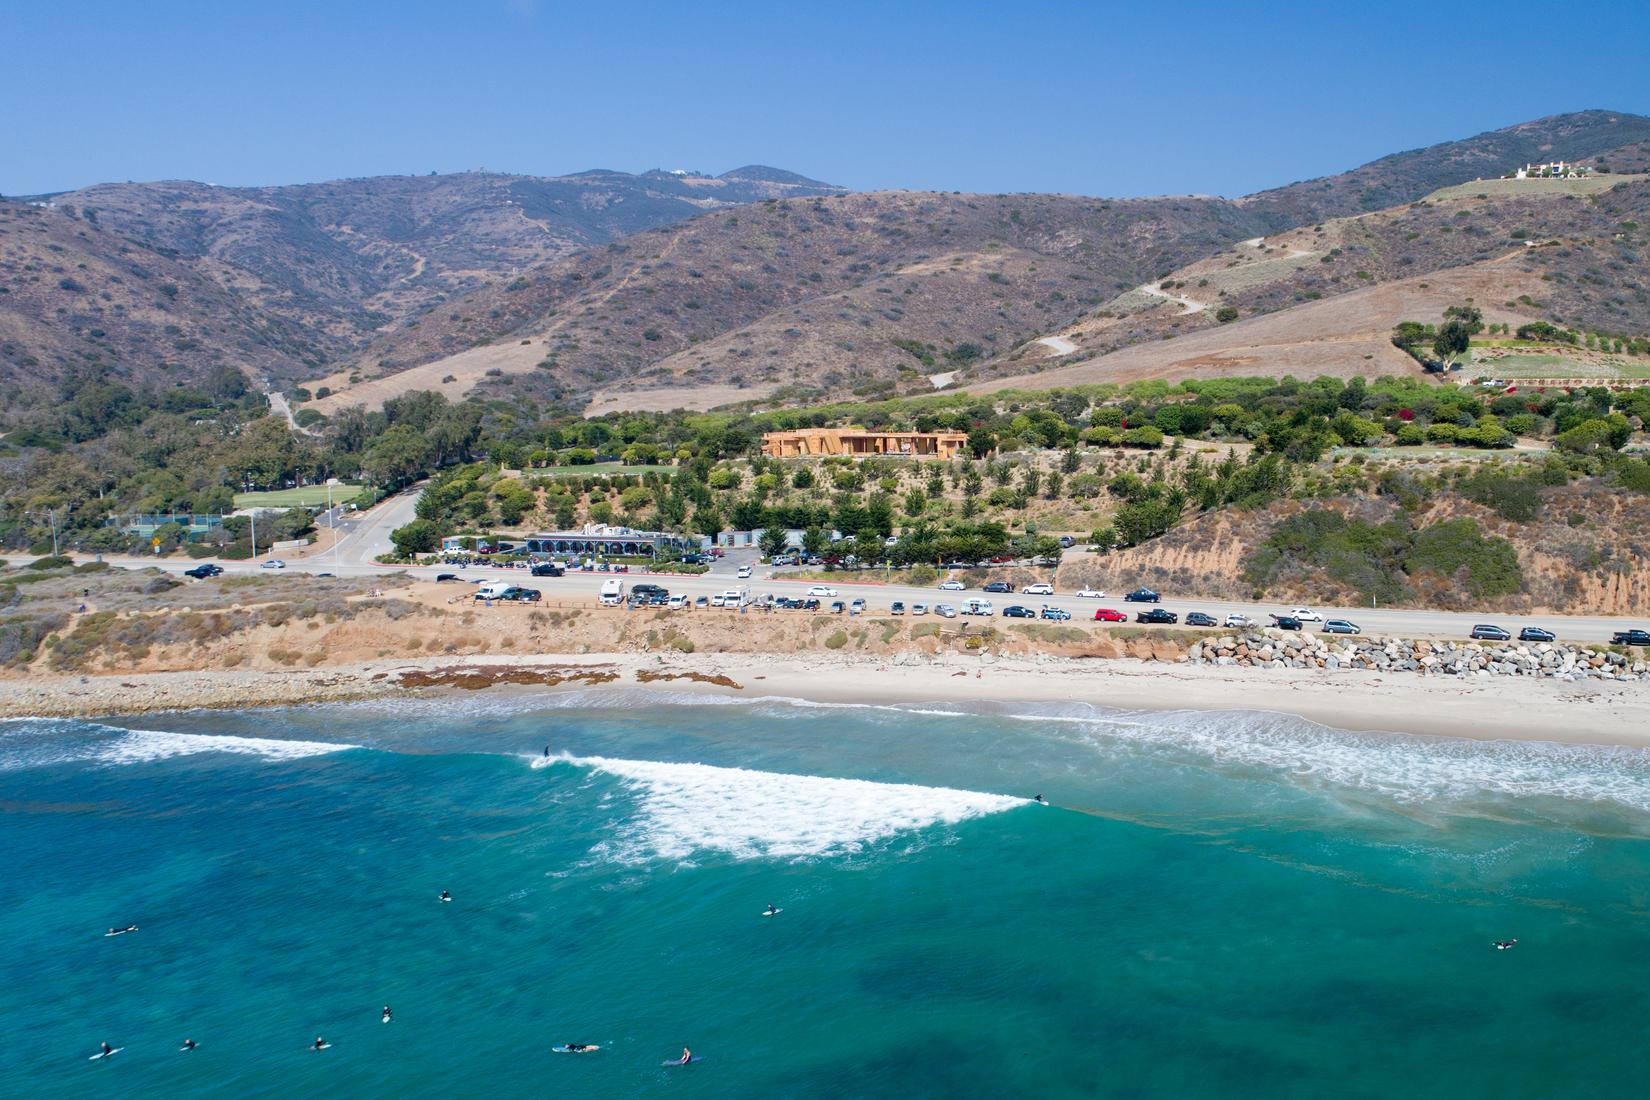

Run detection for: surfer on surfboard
[[1494, 939, 1517, 950], [439, 890, 451, 903], [96, 1042, 115, 1059], [382, 1005, 392, 1023], [560, 1042, 596, 1052], [764, 903, 780, 916], [312, 1037, 330, 1051], [106, 925, 138, 936], [181, 1039, 198, 1052]]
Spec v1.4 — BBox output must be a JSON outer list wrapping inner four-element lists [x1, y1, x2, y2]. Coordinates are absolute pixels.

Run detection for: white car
[[910, 603, 929, 616], [938, 580, 965, 591], [667, 595, 691, 610], [736, 565, 752, 579], [1223, 613, 1254, 629], [808, 585, 838, 598], [1022, 583, 1054, 596], [259, 559, 286, 570], [934, 604, 958, 618], [1074, 587, 1105, 599], [1289, 608, 1324, 622]]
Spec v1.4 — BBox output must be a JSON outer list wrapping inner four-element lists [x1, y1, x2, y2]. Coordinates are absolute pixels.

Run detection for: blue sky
[[6, 0, 1647, 198]]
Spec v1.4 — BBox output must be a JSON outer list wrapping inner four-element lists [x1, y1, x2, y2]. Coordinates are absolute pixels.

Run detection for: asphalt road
[[31, 485, 1646, 646]]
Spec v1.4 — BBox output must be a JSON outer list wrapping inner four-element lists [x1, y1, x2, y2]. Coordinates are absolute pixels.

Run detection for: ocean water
[[4, 692, 1650, 1098]]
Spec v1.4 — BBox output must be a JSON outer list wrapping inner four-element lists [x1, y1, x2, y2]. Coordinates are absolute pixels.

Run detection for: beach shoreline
[[6, 651, 1649, 748]]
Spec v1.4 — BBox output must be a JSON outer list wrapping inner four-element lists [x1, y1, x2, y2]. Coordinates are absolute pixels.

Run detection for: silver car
[[935, 604, 958, 618]]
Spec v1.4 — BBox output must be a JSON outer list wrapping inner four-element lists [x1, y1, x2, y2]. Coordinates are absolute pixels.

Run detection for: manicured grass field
[[534, 464, 662, 479], [233, 484, 366, 509]]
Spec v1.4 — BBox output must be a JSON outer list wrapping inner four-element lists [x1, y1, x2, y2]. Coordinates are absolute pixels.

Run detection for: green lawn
[[1424, 174, 1645, 202], [233, 484, 366, 509], [1465, 350, 1650, 380]]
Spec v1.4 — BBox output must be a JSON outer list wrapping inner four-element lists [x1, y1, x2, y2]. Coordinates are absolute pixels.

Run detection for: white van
[[598, 579, 625, 606], [715, 587, 750, 608], [962, 598, 994, 616], [475, 580, 514, 600]]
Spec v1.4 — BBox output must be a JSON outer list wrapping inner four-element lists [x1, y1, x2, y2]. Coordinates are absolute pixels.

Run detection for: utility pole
[[247, 473, 257, 566], [25, 509, 62, 557]]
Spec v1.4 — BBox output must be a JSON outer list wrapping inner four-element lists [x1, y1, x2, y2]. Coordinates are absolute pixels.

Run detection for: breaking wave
[[0, 719, 357, 771]]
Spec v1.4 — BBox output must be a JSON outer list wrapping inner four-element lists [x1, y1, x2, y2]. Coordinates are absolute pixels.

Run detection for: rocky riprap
[[1186, 632, 1650, 682]]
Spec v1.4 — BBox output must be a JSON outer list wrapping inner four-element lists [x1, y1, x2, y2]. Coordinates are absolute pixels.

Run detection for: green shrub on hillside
[[1405, 518, 1523, 599]]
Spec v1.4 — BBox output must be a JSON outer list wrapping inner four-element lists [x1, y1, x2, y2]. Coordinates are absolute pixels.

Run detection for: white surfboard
[[104, 928, 137, 937], [761, 908, 783, 917], [312, 1042, 332, 1051], [89, 1048, 123, 1061]]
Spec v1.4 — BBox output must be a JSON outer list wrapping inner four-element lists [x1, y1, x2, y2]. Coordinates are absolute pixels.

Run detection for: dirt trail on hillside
[[971, 254, 1545, 392]]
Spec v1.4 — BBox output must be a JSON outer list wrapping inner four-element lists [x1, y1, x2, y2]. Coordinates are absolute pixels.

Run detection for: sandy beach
[[6, 651, 1649, 748]]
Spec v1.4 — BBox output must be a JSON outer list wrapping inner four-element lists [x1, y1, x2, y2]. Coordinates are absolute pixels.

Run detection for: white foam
[[0, 719, 356, 771], [96, 729, 356, 766], [556, 755, 1025, 864], [1023, 705, 1650, 817]]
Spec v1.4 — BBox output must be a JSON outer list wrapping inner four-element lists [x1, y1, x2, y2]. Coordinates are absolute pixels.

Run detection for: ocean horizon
[[4, 691, 1648, 1097]]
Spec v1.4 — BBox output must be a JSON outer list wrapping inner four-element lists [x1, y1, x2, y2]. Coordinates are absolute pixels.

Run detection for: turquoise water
[[4, 692, 1650, 1098]]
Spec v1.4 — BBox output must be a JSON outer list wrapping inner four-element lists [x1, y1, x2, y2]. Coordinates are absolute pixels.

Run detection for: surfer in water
[[1494, 939, 1518, 950], [382, 1005, 392, 1023], [181, 1039, 197, 1052], [1033, 794, 1047, 805], [439, 890, 451, 903], [99, 1042, 114, 1058], [679, 1046, 692, 1064], [312, 1037, 329, 1051], [107, 924, 138, 936], [764, 903, 780, 916], [543, 746, 550, 758], [563, 1042, 595, 1052]]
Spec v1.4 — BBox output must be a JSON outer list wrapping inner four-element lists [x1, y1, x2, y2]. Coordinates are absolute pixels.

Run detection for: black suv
[[1135, 608, 1178, 624], [1611, 628, 1650, 647], [1002, 605, 1035, 618], [630, 583, 668, 601], [530, 563, 564, 577], [983, 581, 1013, 594], [1469, 624, 1511, 642], [1272, 616, 1303, 631], [184, 563, 223, 579], [1185, 612, 1217, 627], [1518, 626, 1556, 643], [501, 586, 541, 603], [1123, 588, 1160, 603]]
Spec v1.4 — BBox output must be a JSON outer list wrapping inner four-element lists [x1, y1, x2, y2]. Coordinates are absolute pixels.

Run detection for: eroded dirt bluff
[[1056, 487, 1650, 615]]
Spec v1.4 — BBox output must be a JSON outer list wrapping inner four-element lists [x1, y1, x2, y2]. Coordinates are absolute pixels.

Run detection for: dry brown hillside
[[309, 190, 1267, 414], [0, 200, 327, 398]]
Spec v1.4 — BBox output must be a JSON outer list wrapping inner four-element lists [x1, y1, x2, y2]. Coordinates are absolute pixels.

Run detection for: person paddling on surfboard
[[1494, 939, 1517, 950], [99, 1042, 114, 1058], [439, 890, 451, 903], [382, 1005, 392, 1023], [312, 1037, 329, 1051], [181, 1039, 197, 1052], [764, 903, 779, 916], [563, 1042, 594, 1052], [679, 1047, 692, 1064]]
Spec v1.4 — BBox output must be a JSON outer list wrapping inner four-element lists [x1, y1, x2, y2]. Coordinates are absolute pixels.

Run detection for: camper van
[[598, 578, 626, 606], [962, 598, 994, 616], [712, 587, 750, 609], [474, 580, 515, 601]]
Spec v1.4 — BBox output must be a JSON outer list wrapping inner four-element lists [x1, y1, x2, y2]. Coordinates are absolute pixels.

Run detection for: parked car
[[1135, 608, 1178, 624], [1074, 587, 1105, 599], [1093, 608, 1127, 622], [802, 598, 821, 611], [1609, 628, 1650, 646], [1470, 624, 1512, 642], [501, 586, 541, 603], [1322, 619, 1361, 635], [1518, 626, 1555, 643], [695, 595, 710, 609], [1040, 606, 1071, 621], [1058, 535, 1075, 548], [938, 580, 966, 591], [983, 581, 1013, 594], [962, 599, 994, 616], [1273, 616, 1304, 631], [910, 603, 929, 616], [1002, 605, 1036, 618], [1223, 613, 1255, 629], [183, 564, 223, 579], [667, 594, 691, 610], [890, 601, 905, 615], [1123, 587, 1160, 603], [829, 600, 846, 614], [1022, 582, 1054, 596], [259, 559, 286, 570], [1185, 612, 1218, 627], [530, 563, 564, 577], [849, 598, 866, 614], [435, 573, 460, 583], [1289, 608, 1325, 623], [935, 604, 958, 618], [807, 585, 838, 598]]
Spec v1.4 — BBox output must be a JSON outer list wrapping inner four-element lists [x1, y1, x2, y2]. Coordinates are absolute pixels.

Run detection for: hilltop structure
[[762, 428, 968, 460], [1514, 161, 1593, 179]]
